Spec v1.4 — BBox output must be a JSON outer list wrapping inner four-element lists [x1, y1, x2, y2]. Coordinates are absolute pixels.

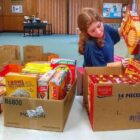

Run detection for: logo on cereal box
[[97, 86, 112, 97]]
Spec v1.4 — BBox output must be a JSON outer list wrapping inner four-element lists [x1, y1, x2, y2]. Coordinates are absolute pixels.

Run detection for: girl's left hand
[[121, 58, 129, 68]]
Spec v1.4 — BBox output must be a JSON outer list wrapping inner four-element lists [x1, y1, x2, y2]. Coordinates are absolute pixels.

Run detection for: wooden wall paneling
[[68, 0, 129, 34], [37, 0, 45, 20], [3, 0, 24, 31], [136, 0, 140, 17], [69, 0, 100, 34], [3, 0, 38, 31], [38, 0, 67, 34], [103, 0, 129, 3], [3, 15, 23, 31], [23, 0, 38, 16], [0, 0, 3, 31]]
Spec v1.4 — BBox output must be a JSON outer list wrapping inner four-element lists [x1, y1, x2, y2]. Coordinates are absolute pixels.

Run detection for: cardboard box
[[0, 46, 9, 64], [0, 104, 1, 113], [0, 45, 21, 66], [84, 67, 140, 131], [42, 52, 59, 61], [3, 45, 21, 60], [3, 81, 76, 132], [0, 86, 6, 113], [24, 45, 43, 63], [76, 67, 84, 95], [83, 67, 122, 110]]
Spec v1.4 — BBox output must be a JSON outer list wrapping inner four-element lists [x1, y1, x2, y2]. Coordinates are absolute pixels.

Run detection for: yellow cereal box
[[5, 72, 37, 98]]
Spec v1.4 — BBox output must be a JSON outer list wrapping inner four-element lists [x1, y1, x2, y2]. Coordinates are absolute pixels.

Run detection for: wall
[[0, 0, 3, 31], [68, 0, 129, 34], [68, 0, 101, 34], [103, 0, 129, 23], [2, 0, 131, 34], [38, 0, 129, 34], [38, 0, 67, 34], [3, 0, 38, 31], [137, 0, 140, 17]]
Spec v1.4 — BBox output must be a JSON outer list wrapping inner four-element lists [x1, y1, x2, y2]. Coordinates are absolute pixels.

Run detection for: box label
[[97, 86, 112, 97], [5, 98, 22, 105]]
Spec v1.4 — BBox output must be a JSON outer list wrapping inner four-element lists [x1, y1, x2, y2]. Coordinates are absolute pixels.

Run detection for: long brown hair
[[77, 8, 103, 55]]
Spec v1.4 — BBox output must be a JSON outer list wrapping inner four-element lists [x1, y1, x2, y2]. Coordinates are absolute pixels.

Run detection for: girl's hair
[[77, 8, 103, 55]]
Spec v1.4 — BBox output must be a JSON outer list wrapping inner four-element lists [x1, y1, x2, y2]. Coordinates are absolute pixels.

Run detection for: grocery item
[[49, 70, 68, 100], [38, 69, 56, 99], [5, 72, 37, 98], [121, 10, 140, 54]]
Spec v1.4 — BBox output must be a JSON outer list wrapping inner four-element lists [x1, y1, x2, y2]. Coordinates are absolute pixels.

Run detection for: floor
[[0, 33, 133, 66]]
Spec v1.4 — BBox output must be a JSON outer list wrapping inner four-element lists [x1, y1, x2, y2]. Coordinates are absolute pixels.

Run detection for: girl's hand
[[121, 58, 129, 68]]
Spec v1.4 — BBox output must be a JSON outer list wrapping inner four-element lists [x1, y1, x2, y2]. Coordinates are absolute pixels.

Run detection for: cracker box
[[5, 73, 37, 98], [51, 58, 76, 86], [49, 70, 68, 100], [125, 58, 140, 75], [38, 70, 56, 99], [121, 10, 140, 54]]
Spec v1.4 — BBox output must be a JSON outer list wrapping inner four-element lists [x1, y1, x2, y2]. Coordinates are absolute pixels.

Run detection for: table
[[0, 96, 140, 140], [23, 22, 51, 36]]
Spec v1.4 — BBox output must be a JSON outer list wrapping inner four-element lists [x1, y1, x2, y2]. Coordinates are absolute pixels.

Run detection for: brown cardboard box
[[0, 46, 9, 64], [3, 81, 76, 132], [0, 45, 21, 66], [84, 67, 140, 131], [9, 59, 22, 65], [24, 45, 43, 63], [42, 52, 59, 61], [83, 67, 122, 110], [76, 67, 84, 95], [3, 45, 21, 61], [0, 86, 6, 113], [0, 104, 1, 113]]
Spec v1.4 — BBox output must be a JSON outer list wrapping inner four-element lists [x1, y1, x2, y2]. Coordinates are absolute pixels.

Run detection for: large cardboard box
[[3, 82, 76, 132], [76, 67, 84, 95], [24, 45, 43, 63], [3, 45, 21, 61], [83, 67, 122, 110], [0, 45, 21, 66], [84, 67, 140, 131], [42, 52, 59, 61]]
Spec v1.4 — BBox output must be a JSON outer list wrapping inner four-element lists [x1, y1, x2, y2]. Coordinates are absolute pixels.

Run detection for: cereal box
[[5, 73, 37, 98]]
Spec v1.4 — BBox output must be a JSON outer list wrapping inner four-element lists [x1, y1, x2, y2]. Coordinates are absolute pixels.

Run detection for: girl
[[77, 8, 128, 67]]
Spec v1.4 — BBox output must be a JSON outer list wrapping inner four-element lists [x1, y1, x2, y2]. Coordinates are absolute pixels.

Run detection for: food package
[[38, 69, 56, 99], [125, 58, 140, 75], [49, 70, 68, 100], [121, 10, 140, 54], [5, 72, 37, 98]]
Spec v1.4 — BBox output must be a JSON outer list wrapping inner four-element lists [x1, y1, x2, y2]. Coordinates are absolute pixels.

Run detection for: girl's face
[[87, 21, 104, 38]]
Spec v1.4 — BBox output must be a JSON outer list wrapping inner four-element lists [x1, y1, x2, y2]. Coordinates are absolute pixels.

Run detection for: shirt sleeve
[[105, 25, 120, 44], [84, 41, 107, 67]]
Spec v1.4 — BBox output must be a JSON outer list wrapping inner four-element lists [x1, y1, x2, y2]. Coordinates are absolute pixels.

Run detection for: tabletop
[[0, 96, 140, 140]]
